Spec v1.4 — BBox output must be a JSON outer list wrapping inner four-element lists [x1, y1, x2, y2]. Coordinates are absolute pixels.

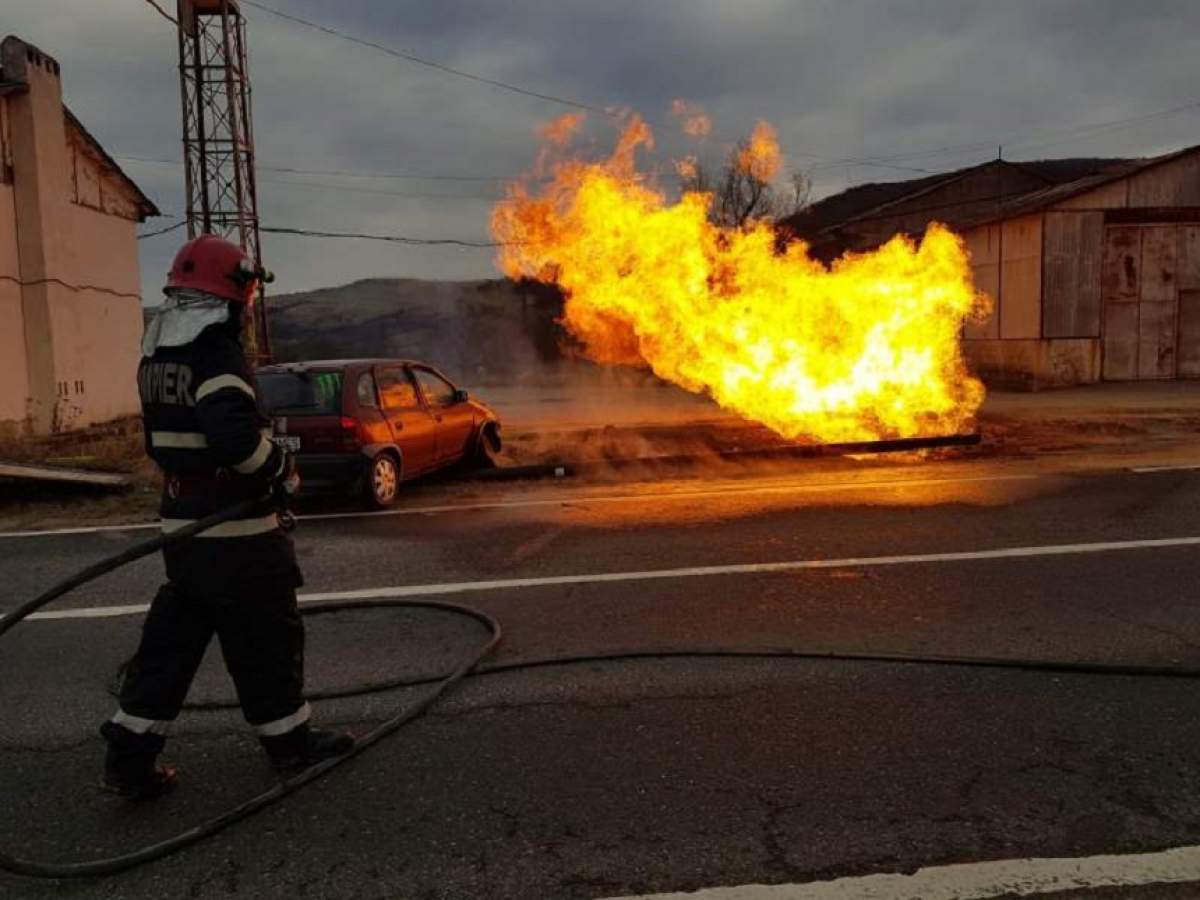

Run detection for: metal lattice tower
[[176, 0, 270, 361]]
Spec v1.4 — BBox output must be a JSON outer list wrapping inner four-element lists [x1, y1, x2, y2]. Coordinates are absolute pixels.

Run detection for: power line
[[255, 164, 509, 183], [240, 0, 606, 115], [260, 226, 503, 248], [141, 0, 177, 25], [232, 2, 944, 177], [155, 1, 1200, 185], [138, 221, 188, 240], [115, 154, 515, 184], [255, 175, 500, 201], [138, 219, 500, 248], [1005, 100, 1200, 155]]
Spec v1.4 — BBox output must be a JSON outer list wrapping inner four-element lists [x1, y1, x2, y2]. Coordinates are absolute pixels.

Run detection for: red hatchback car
[[256, 359, 501, 508]]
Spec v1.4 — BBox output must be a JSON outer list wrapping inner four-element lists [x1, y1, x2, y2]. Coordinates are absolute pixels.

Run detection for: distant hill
[[262, 277, 567, 384]]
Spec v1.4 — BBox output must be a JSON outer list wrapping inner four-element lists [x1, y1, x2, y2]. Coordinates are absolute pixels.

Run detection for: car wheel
[[471, 423, 500, 469], [365, 453, 400, 509]]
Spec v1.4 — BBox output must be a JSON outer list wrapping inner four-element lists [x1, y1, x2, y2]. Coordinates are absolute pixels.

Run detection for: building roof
[[785, 156, 1133, 240], [0, 35, 159, 221], [64, 108, 160, 221]]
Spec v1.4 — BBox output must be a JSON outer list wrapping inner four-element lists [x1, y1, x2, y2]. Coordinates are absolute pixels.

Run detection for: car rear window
[[258, 372, 343, 415]]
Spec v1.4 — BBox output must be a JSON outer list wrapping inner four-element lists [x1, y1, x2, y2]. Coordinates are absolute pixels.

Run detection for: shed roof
[[785, 156, 1133, 240], [974, 144, 1200, 225]]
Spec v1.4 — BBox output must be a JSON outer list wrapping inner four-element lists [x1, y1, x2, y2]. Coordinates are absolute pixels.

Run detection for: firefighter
[[100, 235, 353, 798]]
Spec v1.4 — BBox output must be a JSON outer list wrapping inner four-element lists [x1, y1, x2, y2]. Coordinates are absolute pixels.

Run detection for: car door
[[411, 366, 476, 465], [375, 365, 438, 475]]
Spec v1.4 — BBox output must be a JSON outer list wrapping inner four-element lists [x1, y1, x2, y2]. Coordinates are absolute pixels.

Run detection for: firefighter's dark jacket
[[138, 322, 299, 589]]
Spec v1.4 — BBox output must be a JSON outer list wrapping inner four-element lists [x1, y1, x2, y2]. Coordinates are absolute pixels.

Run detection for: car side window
[[356, 371, 378, 408], [377, 367, 420, 411], [412, 368, 458, 407]]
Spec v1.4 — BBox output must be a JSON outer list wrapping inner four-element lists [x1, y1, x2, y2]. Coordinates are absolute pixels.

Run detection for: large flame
[[491, 115, 987, 442]]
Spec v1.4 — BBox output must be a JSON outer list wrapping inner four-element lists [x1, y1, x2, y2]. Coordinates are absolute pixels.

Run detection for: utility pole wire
[[142, 0, 178, 25], [115, 153, 516, 183], [137, 221, 188, 240], [240, 0, 605, 115], [261, 226, 505, 248]]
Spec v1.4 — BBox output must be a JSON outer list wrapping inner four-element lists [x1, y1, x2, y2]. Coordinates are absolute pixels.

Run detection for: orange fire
[[491, 115, 988, 442], [735, 121, 782, 182], [670, 99, 713, 138]]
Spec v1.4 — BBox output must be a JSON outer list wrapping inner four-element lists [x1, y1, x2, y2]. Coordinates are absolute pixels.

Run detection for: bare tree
[[678, 139, 812, 229]]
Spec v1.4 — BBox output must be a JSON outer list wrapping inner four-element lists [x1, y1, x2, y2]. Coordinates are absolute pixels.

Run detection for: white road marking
[[601, 843, 1200, 899], [1131, 463, 1200, 473], [0, 473, 1038, 540], [15, 533, 1200, 623], [0, 520, 160, 538]]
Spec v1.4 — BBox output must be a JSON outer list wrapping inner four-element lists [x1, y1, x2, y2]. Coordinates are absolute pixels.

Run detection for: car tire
[[471, 423, 500, 469], [365, 452, 400, 509]]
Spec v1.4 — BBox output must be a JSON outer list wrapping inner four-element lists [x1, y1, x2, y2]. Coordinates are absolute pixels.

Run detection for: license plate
[[273, 435, 301, 452]]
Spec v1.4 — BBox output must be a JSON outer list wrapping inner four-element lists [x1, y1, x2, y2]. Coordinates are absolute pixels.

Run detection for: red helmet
[[166, 234, 260, 304]]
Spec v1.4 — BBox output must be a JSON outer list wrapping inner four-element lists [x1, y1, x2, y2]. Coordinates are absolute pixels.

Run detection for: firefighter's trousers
[[107, 577, 309, 748]]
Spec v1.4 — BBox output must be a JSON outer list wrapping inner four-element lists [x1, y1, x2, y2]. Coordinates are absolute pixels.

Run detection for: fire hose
[[6, 499, 1200, 880], [0, 497, 501, 880]]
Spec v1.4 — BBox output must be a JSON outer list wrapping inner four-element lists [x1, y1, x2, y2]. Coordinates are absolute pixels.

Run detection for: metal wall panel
[[1043, 211, 1103, 337], [1053, 180, 1129, 211], [1137, 227, 1178, 376], [1102, 224, 1190, 379], [1138, 301, 1177, 378], [1179, 290, 1200, 377], [1000, 214, 1042, 339], [1140, 225, 1178, 303], [1178, 226, 1200, 291], [1129, 155, 1200, 207], [1101, 226, 1140, 380], [964, 223, 999, 339]]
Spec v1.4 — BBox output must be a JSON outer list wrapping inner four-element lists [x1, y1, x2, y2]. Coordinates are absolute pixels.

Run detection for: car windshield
[[258, 371, 343, 415]]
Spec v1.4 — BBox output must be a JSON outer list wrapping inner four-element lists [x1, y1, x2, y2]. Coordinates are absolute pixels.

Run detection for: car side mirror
[[452, 389, 469, 404]]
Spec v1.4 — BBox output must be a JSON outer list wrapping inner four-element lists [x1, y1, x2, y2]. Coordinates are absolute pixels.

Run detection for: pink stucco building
[[0, 35, 158, 437]]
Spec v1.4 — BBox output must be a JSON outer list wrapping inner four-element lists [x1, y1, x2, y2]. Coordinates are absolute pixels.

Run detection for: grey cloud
[[5, 0, 1200, 296]]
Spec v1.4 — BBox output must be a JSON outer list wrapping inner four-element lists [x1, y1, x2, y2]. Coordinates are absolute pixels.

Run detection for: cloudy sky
[[8, 0, 1200, 298]]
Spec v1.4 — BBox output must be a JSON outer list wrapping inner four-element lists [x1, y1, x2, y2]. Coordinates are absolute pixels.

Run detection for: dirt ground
[[1, 381, 1198, 532]]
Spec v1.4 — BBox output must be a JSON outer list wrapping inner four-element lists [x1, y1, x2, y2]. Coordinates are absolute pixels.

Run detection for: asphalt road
[[3, 455, 1200, 898]]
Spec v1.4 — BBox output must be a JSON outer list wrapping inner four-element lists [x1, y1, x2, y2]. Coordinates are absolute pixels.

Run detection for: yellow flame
[[491, 116, 988, 442]]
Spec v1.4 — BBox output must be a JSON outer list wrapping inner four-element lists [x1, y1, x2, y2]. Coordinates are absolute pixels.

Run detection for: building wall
[[962, 213, 1043, 339], [0, 94, 30, 433], [960, 150, 1200, 387], [963, 338, 1100, 390], [0, 37, 146, 435], [48, 202, 144, 429], [1042, 210, 1104, 339], [1049, 152, 1200, 382], [961, 213, 1095, 389]]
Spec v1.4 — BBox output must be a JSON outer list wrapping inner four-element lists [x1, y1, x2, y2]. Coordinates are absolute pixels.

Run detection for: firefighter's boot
[[99, 721, 180, 800], [261, 723, 355, 772]]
